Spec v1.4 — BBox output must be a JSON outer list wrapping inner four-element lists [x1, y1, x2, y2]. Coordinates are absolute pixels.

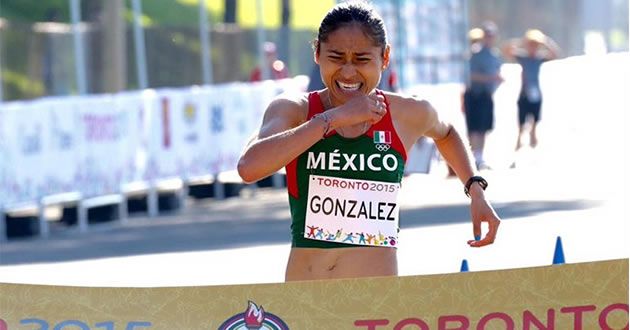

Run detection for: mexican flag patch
[[373, 130, 392, 144]]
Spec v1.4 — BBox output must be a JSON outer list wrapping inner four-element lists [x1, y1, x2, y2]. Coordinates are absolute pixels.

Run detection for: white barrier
[[0, 78, 304, 239]]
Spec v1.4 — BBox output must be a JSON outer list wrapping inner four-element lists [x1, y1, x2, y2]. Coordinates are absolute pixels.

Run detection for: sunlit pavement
[[0, 54, 628, 287]]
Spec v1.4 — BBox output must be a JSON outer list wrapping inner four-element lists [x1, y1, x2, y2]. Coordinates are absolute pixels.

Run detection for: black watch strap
[[464, 176, 488, 197]]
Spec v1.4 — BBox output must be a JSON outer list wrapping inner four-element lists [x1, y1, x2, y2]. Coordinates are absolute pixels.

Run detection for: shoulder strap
[[307, 91, 324, 120]]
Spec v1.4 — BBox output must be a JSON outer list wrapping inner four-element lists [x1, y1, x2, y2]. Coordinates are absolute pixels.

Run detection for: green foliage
[[1, 0, 220, 27], [1, 0, 70, 23], [130, 0, 218, 27], [2, 69, 45, 99]]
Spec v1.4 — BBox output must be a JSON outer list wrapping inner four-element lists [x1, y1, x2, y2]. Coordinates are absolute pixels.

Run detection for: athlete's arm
[[421, 105, 473, 183], [394, 96, 476, 181], [421, 101, 501, 247], [237, 95, 326, 183]]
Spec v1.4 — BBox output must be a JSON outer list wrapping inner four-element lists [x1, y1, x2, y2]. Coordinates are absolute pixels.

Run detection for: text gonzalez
[[310, 196, 397, 221], [307, 150, 399, 172]]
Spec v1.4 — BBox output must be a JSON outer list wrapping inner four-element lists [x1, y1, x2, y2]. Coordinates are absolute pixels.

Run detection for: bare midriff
[[285, 246, 398, 281]]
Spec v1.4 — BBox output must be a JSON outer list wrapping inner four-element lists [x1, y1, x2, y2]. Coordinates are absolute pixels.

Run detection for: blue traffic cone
[[552, 236, 565, 265], [460, 259, 469, 272]]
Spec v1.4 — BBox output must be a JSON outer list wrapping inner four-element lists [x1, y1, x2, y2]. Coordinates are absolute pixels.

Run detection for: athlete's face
[[315, 24, 390, 105]]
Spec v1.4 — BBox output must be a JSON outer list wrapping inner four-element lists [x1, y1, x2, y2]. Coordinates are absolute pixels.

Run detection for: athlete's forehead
[[320, 25, 382, 55]]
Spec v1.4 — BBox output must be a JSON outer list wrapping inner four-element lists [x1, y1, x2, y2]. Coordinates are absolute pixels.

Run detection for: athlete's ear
[[314, 40, 321, 64], [382, 45, 391, 70]]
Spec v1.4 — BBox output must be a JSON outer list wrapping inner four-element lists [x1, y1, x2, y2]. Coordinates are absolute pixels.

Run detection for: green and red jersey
[[285, 91, 407, 248]]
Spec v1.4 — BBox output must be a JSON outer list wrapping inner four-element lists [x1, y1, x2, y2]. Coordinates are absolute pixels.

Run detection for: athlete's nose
[[340, 63, 358, 79]]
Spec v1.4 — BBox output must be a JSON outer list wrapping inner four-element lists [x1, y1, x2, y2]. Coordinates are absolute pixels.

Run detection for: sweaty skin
[[238, 24, 500, 281]]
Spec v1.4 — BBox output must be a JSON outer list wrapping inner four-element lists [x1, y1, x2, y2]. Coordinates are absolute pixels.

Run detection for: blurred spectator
[[468, 27, 484, 47], [450, 26, 487, 177], [502, 29, 561, 150], [250, 42, 290, 82], [463, 21, 503, 170], [378, 65, 398, 92]]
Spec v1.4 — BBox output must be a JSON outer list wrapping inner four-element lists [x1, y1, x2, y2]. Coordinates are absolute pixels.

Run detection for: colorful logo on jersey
[[218, 301, 289, 330], [373, 130, 391, 152]]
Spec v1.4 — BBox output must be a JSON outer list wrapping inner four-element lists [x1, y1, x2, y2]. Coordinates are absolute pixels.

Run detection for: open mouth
[[336, 81, 362, 92]]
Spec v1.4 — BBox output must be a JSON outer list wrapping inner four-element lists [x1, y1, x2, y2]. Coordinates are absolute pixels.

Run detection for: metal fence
[[1, 0, 628, 102], [0, 20, 317, 101]]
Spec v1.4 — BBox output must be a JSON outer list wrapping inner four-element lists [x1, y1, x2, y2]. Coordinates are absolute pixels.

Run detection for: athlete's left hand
[[467, 197, 500, 247]]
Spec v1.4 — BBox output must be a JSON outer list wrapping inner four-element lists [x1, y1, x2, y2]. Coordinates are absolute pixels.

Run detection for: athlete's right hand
[[329, 93, 386, 129], [467, 197, 501, 248]]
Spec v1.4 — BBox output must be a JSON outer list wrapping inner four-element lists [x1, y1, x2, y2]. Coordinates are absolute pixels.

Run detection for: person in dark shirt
[[463, 21, 503, 170], [502, 29, 561, 150]]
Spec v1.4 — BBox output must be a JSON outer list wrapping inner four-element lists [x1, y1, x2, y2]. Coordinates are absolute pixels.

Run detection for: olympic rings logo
[[375, 144, 390, 152]]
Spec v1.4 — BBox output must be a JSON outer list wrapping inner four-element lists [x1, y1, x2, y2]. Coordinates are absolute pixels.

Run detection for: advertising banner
[[0, 259, 627, 330], [202, 83, 257, 174], [74, 95, 127, 197], [146, 88, 185, 180], [197, 78, 300, 176], [39, 97, 81, 198], [170, 87, 208, 179], [195, 85, 222, 175], [114, 91, 149, 184], [1, 104, 11, 205], [0, 76, 325, 206], [0, 101, 48, 205]]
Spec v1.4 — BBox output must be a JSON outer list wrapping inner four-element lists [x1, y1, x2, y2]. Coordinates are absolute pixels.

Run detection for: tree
[[224, 0, 237, 23]]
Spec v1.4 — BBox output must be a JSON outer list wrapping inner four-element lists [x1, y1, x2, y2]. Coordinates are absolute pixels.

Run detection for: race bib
[[304, 175, 400, 247]]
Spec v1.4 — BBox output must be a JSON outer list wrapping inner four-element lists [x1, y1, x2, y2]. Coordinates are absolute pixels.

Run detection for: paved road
[[0, 54, 628, 287]]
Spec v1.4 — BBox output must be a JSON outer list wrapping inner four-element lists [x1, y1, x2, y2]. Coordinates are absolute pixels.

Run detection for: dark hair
[[314, 1, 388, 54]]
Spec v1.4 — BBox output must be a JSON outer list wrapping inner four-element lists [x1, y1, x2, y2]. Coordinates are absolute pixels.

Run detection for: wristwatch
[[464, 176, 488, 197]]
